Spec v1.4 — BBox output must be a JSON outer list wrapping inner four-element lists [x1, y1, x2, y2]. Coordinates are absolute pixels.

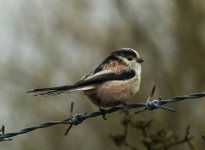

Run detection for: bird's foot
[[122, 102, 128, 109]]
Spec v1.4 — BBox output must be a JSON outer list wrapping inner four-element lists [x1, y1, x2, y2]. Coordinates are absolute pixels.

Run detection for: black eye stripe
[[112, 50, 137, 58], [128, 57, 133, 61], [94, 49, 137, 73]]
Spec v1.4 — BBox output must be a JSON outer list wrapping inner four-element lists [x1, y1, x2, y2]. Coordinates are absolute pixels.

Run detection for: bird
[[28, 48, 144, 109]]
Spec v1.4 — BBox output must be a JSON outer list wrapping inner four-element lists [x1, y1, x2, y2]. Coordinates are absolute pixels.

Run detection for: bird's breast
[[85, 77, 140, 107]]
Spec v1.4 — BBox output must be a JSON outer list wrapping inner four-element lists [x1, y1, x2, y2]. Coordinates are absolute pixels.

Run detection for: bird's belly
[[85, 79, 139, 107]]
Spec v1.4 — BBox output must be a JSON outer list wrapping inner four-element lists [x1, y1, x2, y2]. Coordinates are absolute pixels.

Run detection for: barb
[[0, 125, 4, 134], [64, 102, 74, 135], [0, 90, 205, 142]]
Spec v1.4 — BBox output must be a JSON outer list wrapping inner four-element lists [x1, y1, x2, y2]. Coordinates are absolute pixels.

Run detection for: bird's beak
[[137, 58, 144, 63]]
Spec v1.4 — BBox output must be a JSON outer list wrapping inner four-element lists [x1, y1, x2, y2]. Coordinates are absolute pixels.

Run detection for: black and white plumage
[[28, 48, 144, 107]]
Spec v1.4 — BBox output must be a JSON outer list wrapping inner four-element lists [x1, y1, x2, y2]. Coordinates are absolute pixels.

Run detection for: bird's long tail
[[27, 85, 93, 96]]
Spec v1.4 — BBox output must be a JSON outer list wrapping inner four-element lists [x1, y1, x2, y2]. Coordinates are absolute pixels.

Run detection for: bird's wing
[[76, 69, 135, 86], [27, 69, 135, 96]]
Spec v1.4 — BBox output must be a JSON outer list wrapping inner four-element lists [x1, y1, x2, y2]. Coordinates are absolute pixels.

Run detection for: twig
[[202, 136, 205, 142], [111, 111, 194, 150], [0, 88, 205, 142], [151, 126, 194, 150]]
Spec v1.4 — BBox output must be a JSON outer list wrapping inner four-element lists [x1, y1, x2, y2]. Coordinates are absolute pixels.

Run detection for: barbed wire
[[0, 86, 205, 142]]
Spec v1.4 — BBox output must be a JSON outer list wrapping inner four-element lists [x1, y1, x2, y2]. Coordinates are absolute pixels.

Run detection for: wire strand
[[0, 91, 205, 142]]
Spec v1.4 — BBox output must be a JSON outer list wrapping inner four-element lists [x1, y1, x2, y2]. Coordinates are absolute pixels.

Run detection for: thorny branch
[[0, 86, 205, 142]]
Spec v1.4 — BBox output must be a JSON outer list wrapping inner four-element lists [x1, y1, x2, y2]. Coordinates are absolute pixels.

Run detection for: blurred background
[[0, 0, 205, 149]]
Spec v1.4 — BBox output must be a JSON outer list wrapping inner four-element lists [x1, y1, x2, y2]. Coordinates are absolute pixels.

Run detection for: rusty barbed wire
[[0, 87, 205, 142]]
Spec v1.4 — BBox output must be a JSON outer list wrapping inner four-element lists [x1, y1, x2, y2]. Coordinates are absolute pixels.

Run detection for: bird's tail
[[27, 85, 94, 96]]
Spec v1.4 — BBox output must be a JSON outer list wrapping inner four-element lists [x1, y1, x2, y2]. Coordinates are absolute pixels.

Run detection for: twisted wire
[[0, 92, 205, 142]]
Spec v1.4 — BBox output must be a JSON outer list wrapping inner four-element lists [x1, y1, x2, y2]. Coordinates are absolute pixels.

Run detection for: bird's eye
[[128, 57, 133, 61]]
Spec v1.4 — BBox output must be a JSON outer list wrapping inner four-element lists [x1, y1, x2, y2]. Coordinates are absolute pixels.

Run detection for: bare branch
[[111, 111, 194, 150]]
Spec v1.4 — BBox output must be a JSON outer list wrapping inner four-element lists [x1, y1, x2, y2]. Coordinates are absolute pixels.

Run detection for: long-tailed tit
[[28, 48, 144, 108]]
